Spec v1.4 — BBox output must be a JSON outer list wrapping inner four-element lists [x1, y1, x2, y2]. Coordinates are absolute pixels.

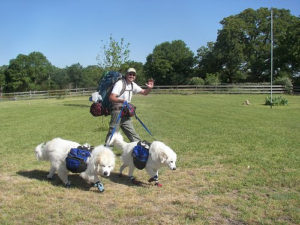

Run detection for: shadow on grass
[[17, 170, 151, 191], [17, 170, 91, 191], [107, 172, 152, 187], [63, 103, 90, 108]]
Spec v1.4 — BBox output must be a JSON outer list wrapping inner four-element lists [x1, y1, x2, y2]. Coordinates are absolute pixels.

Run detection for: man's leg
[[105, 110, 121, 144], [121, 117, 141, 142]]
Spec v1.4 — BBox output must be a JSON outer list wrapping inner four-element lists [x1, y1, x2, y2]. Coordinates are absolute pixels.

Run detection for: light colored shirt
[[111, 80, 142, 102]]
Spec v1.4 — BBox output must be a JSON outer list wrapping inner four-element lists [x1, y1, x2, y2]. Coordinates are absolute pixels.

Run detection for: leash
[[106, 101, 126, 145], [123, 101, 154, 138], [106, 101, 154, 145], [134, 112, 153, 137]]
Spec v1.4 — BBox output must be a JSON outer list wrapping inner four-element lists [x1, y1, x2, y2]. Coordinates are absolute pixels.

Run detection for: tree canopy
[[4, 52, 53, 92], [196, 8, 300, 83], [1, 8, 299, 92], [144, 40, 195, 85], [97, 34, 130, 72]]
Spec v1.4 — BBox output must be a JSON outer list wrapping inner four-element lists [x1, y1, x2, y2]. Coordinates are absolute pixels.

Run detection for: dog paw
[[94, 182, 104, 192]]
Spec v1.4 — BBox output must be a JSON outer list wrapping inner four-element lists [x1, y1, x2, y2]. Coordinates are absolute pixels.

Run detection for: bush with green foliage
[[189, 77, 204, 85], [205, 73, 220, 85], [265, 95, 288, 106], [274, 73, 293, 94]]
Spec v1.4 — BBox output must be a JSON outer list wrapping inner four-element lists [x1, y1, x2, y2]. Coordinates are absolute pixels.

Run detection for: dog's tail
[[108, 132, 127, 151]]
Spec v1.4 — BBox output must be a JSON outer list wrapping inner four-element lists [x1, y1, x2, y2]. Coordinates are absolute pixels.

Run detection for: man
[[105, 68, 154, 144]]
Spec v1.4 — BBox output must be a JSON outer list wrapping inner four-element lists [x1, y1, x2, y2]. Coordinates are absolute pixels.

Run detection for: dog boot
[[155, 182, 162, 187], [148, 175, 158, 183], [94, 181, 104, 192], [148, 176, 162, 187]]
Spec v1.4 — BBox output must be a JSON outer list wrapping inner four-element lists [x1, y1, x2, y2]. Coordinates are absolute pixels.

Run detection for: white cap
[[127, 68, 136, 74]]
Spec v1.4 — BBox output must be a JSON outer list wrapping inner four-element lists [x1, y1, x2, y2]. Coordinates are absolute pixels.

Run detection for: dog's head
[[159, 151, 177, 170], [35, 142, 47, 161], [95, 146, 115, 177], [152, 142, 177, 170]]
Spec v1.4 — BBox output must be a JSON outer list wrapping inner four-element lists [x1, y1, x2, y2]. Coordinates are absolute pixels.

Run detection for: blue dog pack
[[132, 141, 151, 170], [66, 147, 91, 173]]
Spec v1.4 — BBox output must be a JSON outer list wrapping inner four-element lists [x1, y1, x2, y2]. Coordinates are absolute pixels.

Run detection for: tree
[[0, 65, 7, 92], [196, 8, 300, 83], [97, 35, 130, 71], [4, 52, 53, 92], [82, 65, 103, 88], [120, 61, 146, 84], [276, 13, 300, 78], [67, 63, 83, 88], [4, 54, 30, 92], [144, 40, 195, 85], [195, 42, 218, 78], [27, 52, 53, 89], [50, 67, 69, 89]]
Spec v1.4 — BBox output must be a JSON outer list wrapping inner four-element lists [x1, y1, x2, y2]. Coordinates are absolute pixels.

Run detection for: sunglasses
[[128, 73, 136, 76]]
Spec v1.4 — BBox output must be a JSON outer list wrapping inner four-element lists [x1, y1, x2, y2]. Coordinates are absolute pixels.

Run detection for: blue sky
[[1, 0, 299, 68]]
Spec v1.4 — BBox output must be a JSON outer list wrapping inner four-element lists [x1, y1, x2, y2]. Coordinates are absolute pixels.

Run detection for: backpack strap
[[118, 78, 127, 97], [118, 78, 133, 99], [128, 82, 133, 100]]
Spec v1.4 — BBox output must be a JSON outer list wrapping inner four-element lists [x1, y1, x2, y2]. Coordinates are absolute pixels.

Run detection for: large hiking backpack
[[65, 146, 92, 173], [132, 141, 151, 170], [90, 71, 126, 117]]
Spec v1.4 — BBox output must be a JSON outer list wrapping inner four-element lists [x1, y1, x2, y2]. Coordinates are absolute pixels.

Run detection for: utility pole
[[270, 8, 273, 108]]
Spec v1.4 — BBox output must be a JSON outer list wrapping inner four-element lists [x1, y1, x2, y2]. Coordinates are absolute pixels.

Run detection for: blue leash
[[134, 112, 153, 136], [107, 101, 153, 145], [107, 102, 126, 145]]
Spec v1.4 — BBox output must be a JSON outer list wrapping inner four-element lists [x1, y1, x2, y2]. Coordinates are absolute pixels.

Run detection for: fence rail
[[0, 84, 296, 101], [0, 88, 95, 101], [152, 84, 286, 94]]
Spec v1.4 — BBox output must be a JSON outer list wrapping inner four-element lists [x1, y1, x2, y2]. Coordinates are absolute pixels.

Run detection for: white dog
[[109, 133, 177, 186], [35, 137, 115, 192]]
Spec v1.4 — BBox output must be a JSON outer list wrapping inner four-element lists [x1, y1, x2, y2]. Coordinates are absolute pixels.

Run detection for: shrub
[[265, 96, 288, 106], [205, 73, 220, 85], [189, 77, 205, 85], [274, 74, 293, 94]]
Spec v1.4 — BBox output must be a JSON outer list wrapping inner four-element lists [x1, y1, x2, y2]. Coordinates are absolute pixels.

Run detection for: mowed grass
[[0, 94, 299, 225]]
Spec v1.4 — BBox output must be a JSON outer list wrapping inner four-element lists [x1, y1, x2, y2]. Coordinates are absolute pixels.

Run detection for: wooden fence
[[0, 84, 296, 101], [151, 84, 286, 94], [0, 88, 94, 101]]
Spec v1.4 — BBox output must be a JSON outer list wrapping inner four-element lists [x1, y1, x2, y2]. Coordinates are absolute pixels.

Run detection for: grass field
[[0, 94, 299, 225]]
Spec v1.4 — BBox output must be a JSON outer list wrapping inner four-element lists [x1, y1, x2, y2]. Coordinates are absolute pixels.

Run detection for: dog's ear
[[95, 156, 101, 172], [159, 152, 168, 163]]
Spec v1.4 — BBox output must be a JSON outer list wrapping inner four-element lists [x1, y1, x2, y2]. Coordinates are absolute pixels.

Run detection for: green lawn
[[0, 94, 299, 225]]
